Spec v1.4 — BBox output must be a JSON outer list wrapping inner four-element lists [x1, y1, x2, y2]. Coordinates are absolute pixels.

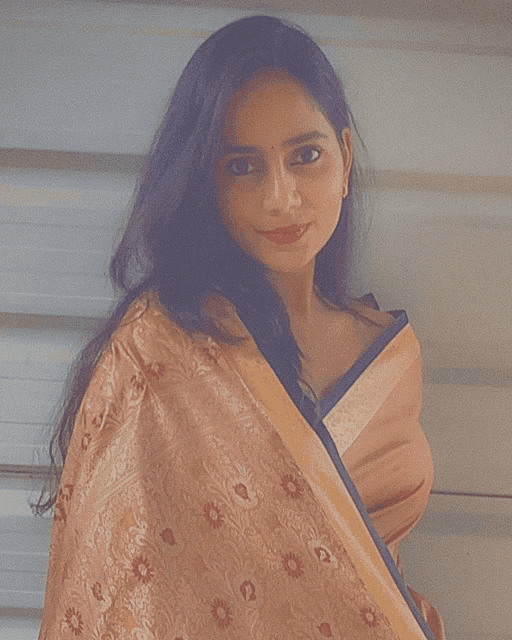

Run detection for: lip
[[258, 223, 310, 245]]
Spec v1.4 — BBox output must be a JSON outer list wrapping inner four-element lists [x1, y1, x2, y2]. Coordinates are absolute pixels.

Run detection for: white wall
[[1, 2, 511, 638]]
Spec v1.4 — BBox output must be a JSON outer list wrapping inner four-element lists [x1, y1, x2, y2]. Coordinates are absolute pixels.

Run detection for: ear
[[340, 128, 353, 191]]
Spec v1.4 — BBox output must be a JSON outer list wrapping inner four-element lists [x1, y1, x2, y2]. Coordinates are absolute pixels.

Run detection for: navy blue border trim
[[240, 297, 435, 640], [311, 419, 436, 640], [320, 309, 408, 418]]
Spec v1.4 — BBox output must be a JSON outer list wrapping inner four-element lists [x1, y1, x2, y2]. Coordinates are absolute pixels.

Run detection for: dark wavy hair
[[34, 15, 373, 515]]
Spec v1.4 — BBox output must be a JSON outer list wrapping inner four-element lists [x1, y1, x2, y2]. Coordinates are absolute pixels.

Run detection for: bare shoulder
[[351, 300, 395, 327], [349, 300, 396, 350]]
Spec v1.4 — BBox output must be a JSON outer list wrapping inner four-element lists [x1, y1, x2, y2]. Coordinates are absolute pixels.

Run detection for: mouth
[[257, 223, 310, 245]]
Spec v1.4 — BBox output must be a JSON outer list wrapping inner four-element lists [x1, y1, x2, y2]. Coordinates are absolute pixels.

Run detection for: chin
[[262, 255, 315, 274]]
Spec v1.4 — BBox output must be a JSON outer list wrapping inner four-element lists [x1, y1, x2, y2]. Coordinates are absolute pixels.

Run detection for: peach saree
[[39, 291, 442, 639]]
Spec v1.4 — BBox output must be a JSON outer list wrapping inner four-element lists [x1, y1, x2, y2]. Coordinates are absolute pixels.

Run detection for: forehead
[[222, 71, 335, 145]]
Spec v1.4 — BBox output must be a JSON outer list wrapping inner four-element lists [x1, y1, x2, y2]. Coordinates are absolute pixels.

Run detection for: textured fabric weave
[[39, 291, 442, 639]]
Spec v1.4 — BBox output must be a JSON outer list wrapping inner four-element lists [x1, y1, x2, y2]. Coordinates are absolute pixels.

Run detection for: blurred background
[[1, 1, 511, 638]]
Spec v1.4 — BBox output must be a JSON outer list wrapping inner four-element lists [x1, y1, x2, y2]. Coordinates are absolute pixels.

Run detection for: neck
[[267, 264, 320, 325]]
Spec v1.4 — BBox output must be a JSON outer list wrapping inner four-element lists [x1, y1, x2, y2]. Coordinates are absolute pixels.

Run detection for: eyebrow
[[221, 130, 329, 155]]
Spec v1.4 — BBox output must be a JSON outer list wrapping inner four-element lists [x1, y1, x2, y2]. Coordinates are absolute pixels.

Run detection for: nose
[[262, 163, 301, 215]]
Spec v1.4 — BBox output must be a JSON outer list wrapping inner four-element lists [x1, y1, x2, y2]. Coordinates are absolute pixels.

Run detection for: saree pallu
[[39, 291, 443, 639]]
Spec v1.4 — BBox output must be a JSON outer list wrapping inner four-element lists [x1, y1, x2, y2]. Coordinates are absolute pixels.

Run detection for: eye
[[225, 157, 255, 176], [292, 146, 322, 165]]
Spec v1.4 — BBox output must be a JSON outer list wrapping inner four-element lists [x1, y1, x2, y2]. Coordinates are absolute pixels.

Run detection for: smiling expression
[[216, 71, 352, 276]]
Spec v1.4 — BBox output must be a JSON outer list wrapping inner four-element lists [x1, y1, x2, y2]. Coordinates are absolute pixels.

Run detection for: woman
[[37, 15, 444, 639]]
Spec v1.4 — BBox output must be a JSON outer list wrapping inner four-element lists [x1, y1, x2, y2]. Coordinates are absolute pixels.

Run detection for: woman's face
[[216, 71, 352, 277]]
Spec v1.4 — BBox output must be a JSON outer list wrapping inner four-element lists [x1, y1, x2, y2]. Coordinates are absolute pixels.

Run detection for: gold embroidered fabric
[[333, 324, 445, 640], [337, 324, 434, 556], [38, 292, 442, 639]]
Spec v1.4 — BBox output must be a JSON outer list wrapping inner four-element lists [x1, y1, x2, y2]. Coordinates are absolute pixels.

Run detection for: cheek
[[217, 187, 254, 250], [306, 167, 344, 213], [219, 185, 252, 229]]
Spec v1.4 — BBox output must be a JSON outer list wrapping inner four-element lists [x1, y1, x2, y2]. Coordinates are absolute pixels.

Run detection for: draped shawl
[[39, 291, 440, 640]]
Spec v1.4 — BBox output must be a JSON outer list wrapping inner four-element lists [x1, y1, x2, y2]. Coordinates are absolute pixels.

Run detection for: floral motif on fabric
[[311, 541, 338, 567], [81, 433, 92, 451], [91, 582, 103, 601], [282, 552, 304, 578], [211, 599, 232, 628], [91, 412, 104, 428], [230, 467, 258, 508], [130, 373, 145, 391], [201, 342, 221, 365], [132, 556, 154, 584], [38, 293, 432, 640], [233, 483, 250, 500], [361, 607, 379, 628], [281, 474, 302, 499], [317, 622, 333, 637], [143, 361, 166, 380], [64, 607, 83, 636], [160, 528, 176, 546], [54, 502, 67, 523], [203, 502, 224, 528], [239, 580, 257, 602], [58, 484, 73, 502]]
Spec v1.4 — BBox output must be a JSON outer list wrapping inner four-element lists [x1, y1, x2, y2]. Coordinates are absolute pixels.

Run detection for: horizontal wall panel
[[0, 444, 48, 469], [1, 12, 201, 155], [421, 384, 512, 496], [0, 327, 80, 381], [2, 3, 511, 177], [1, 420, 55, 468], [1, 272, 116, 317], [400, 494, 512, 640], [0, 379, 63, 425], [0, 327, 92, 467], [6, 0, 512, 52], [0, 169, 132, 315], [356, 190, 512, 370], [0, 612, 42, 640], [1, 551, 47, 576], [2, 222, 116, 255], [0, 169, 134, 219], [1, 425, 48, 448], [0, 477, 52, 611], [0, 202, 128, 229], [1, 246, 107, 277], [0, 587, 45, 612], [331, 46, 512, 177]]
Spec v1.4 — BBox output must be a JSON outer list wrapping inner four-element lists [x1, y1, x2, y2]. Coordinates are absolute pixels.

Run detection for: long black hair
[[34, 15, 372, 515]]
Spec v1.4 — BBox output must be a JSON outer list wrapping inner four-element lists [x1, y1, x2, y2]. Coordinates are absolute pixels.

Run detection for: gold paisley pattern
[[39, 291, 442, 639]]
